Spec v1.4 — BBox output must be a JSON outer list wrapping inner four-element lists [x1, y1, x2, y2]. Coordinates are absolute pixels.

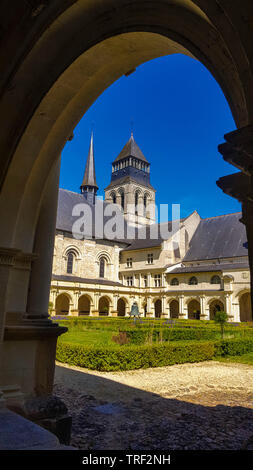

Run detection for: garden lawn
[[215, 352, 253, 365], [58, 328, 118, 347]]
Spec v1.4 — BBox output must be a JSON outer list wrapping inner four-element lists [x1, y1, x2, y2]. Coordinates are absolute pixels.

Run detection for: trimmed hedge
[[123, 327, 234, 344], [214, 338, 253, 356], [56, 340, 214, 371], [56, 337, 253, 371]]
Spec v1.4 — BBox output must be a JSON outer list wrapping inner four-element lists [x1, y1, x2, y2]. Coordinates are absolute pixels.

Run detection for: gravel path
[[54, 361, 253, 450]]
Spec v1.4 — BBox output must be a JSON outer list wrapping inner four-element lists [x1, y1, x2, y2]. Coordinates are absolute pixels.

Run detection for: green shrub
[[214, 338, 253, 357], [56, 340, 214, 371]]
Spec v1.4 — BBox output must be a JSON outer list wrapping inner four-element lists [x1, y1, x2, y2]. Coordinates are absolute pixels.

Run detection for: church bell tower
[[104, 133, 156, 227]]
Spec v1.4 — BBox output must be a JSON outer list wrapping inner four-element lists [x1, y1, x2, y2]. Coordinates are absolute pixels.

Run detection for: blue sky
[[60, 53, 240, 221]]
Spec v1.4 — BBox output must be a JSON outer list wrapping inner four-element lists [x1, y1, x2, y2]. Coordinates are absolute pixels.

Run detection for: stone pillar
[[233, 302, 240, 323], [92, 293, 99, 316], [26, 157, 61, 321], [0, 248, 19, 341], [111, 295, 118, 317], [146, 296, 153, 318], [161, 296, 168, 318], [71, 291, 80, 317], [217, 125, 253, 319], [179, 295, 186, 319], [225, 293, 233, 321], [200, 295, 207, 320]]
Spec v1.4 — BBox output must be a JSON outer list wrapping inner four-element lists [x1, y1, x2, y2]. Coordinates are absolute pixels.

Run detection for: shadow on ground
[[54, 364, 253, 451]]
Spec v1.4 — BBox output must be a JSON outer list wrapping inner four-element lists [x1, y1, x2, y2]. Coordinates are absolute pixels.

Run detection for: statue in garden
[[129, 301, 140, 322]]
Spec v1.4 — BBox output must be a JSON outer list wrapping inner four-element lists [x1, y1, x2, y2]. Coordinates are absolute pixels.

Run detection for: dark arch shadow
[[54, 363, 253, 451]]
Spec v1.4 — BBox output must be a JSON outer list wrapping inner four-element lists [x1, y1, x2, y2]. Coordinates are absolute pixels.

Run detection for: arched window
[[171, 278, 179, 286], [211, 275, 221, 285], [120, 191, 125, 211], [144, 194, 147, 216], [135, 192, 139, 215], [111, 192, 116, 204], [189, 276, 198, 285], [66, 251, 75, 274], [99, 257, 106, 278]]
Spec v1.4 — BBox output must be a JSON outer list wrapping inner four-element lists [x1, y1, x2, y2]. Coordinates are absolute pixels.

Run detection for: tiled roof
[[113, 134, 149, 164]]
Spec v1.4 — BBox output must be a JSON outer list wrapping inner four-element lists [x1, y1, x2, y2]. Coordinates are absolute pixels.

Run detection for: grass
[[215, 352, 253, 365], [58, 328, 118, 347]]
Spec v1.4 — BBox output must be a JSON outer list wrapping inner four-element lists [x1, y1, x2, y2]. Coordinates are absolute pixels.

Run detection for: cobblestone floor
[[54, 361, 253, 450]]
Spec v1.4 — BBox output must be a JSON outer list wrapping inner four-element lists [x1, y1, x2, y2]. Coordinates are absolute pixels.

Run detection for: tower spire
[[80, 131, 98, 204]]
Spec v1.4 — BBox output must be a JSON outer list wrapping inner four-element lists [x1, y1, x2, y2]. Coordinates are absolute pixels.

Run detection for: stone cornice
[[0, 248, 20, 266], [0, 248, 37, 269], [216, 172, 253, 203], [218, 125, 253, 175]]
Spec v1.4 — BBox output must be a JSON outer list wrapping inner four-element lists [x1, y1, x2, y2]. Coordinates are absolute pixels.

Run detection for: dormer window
[[154, 274, 161, 287], [148, 253, 153, 264], [127, 258, 132, 268]]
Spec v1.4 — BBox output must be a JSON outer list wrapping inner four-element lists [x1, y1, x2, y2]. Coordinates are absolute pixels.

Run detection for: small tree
[[214, 311, 228, 339]]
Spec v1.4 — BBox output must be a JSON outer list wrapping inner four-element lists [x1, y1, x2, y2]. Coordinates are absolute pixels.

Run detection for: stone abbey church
[[50, 133, 252, 322]]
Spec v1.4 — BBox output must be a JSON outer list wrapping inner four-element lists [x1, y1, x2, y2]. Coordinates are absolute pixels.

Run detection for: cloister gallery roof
[[56, 189, 248, 262]]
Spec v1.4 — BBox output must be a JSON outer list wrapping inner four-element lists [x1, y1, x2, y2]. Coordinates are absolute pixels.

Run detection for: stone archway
[[154, 299, 162, 319], [188, 300, 201, 320], [117, 298, 126, 317], [78, 295, 91, 316], [0, 1, 253, 400], [209, 299, 224, 321], [239, 293, 252, 322], [99, 297, 110, 317], [55, 294, 70, 316], [170, 300, 179, 319]]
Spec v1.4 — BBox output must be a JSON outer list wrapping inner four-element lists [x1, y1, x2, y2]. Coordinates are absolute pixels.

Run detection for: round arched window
[[99, 257, 106, 278], [66, 251, 76, 274], [189, 276, 198, 285], [211, 275, 221, 285], [170, 278, 179, 286]]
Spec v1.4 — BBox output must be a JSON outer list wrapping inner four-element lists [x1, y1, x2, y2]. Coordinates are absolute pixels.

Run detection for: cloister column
[[111, 295, 119, 317], [92, 293, 99, 317], [225, 294, 233, 321], [179, 295, 186, 319], [26, 157, 61, 322], [72, 291, 80, 317], [1, 157, 67, 402], [217, 125, 253, 317], [200, 296, 207, 320], [161, 296, 168, 318], [146, 296, 153, 318]]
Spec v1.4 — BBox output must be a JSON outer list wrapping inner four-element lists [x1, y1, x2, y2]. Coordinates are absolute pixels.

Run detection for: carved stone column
[[217, 125, 253, 318], [179, 295, 186, 318]]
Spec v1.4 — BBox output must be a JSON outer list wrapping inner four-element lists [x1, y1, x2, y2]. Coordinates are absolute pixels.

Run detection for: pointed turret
[[80, 132, 98, 204]]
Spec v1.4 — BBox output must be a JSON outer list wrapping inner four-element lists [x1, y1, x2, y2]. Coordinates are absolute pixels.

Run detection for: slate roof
[[113, 134, 149, 164], [52, 274, 124, 287], [81, 132, 98, 189], [122, 219, 186, 251], [183, 213, 248, 261], [56, 188, 130, 244], [170, 262, 249, 274]]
